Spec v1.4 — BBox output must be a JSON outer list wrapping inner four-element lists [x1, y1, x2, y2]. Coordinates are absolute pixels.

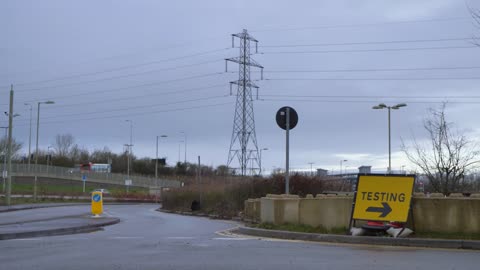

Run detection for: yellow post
[[91, 191, 103, 216]]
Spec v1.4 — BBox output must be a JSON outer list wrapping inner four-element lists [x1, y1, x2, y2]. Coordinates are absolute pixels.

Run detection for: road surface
[[0, 204, 478, 270]]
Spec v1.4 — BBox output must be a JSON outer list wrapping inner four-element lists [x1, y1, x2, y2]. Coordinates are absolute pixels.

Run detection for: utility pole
[[197, 155, 202, 204], [5, 85, 14, 205], [226, 29, 264, 176], [1, 127, 7, 193], [24, 103, 33, 171]]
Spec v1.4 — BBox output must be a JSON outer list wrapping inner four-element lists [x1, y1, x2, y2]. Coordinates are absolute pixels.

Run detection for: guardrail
[[1, 164, 181, 188]]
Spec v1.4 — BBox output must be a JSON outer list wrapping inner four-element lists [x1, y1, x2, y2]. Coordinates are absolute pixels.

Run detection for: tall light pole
[[24, 103, 33, 171], [259, 148, 268, 175], [34, 100, 54, 201], [125, 120, 133, 177], [340, 159, 347, 176], [155, 135, 168, 179], [308, 162, 315, 176], [178, 140, 184, 164], [180, 131, 187, 164], [47, 146, 53, 173], [1, 126, 7, 193], [372, 103, 407, 174]]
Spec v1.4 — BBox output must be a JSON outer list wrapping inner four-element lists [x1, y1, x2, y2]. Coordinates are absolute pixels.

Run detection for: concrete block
[[413, 192, 425, 197]]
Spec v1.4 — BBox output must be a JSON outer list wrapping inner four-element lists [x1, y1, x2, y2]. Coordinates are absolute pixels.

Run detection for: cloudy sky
[[2, 0, 480, 174]]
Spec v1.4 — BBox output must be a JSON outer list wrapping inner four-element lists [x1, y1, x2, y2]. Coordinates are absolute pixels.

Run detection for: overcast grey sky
[[2, 0, 480, 174]]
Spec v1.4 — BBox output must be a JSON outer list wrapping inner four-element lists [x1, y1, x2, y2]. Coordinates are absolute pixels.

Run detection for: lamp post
[[308, 162, 315, 176], [180, 131, 187, 164], [24, 103, 33, 171], [178, 140, 184, 164], [125, 120, 133, 177], [340, 159, 347, 176], [372, 103, 407, 174], [47, 146, 53, 173], [1, 127, 7, 193], [259, 148, 268, 175], [155, 135, 168, 179], [34, 100, 54, 201]]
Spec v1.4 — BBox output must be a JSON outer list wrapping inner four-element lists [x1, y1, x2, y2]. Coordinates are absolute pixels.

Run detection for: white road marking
[[192, 243, 210, 247], [9, 238, 43, 241], [110, 236, 145, 240], [212, 237, 252, 241], [166, 236, 195, 240]]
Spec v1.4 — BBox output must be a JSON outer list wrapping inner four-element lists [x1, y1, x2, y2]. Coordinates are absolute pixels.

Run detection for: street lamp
[[259, 148, 268, 175], [340, 159, 347, 176], [308, 162, 315, 176], [125, 120, 133, 177], [178, 140, 184, 163], [1, 126, 7, 193], [180, 131, 187, 164], [372, 103, 407, 174], [24, 103, 33, 171], [34, 100, 54, 201], [155, 135, 168, 179], [47, 146, 54, 173]]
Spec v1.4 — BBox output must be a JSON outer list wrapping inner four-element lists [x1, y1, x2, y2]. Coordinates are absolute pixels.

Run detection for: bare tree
[[53, 134, 75, 157], [0, 137, 23, 159], [402, 104, 480, 194], [468, 3, 480, 45]]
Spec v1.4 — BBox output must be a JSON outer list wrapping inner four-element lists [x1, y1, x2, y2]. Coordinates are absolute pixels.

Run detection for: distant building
[[358, 166, 371, 174], [316, 168, 328, 177]]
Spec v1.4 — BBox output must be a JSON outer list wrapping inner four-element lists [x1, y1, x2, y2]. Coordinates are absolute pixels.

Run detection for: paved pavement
[[0, 204, 479, 269], [0, 204, 119, 240], [0, 203, 87, 213]]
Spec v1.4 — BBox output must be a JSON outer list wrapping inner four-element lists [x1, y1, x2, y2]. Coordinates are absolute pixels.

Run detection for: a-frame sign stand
[[348, 174, 416, 235]]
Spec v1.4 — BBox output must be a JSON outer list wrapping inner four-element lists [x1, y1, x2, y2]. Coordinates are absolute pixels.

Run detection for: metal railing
[[1, 164, 181, 188]]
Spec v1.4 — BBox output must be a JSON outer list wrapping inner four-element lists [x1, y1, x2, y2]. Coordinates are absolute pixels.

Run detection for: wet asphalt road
[[0, 204, 478, 270]]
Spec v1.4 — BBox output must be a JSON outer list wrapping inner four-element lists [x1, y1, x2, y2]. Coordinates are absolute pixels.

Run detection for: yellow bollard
[[91, 191, 103, 217]]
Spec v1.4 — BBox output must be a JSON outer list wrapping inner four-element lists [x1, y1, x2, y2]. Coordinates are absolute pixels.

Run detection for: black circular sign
[[276, 106, 298, 130]]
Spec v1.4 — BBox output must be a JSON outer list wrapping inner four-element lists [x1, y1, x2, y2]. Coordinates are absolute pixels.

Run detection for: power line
[[8, 48, 231, 88], [261, 66, 480, 73], [250, 17, 469, 32], [264, 77, 480, 81], [259, 98, 480, 104], [16, 101, 233, 127], [260, 94, 480, 99], [16, 72, 227, 99], [40, 84, 226, 109], [260, 37, 470, 48], [15, 59, 223, 92], [260, 45, 477, 55], [24, 95, 230, 122]]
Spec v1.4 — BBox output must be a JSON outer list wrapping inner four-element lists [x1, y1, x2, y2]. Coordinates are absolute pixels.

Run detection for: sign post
[[349, 174, 415, 230], [82, 174, 87, 193], [125, 179, 132, 193], [276, 106, 298, 195], [91, 191, 103, 217]]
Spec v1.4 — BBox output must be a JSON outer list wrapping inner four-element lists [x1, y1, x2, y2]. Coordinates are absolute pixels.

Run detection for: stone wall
[[244, 193, 480, 233]]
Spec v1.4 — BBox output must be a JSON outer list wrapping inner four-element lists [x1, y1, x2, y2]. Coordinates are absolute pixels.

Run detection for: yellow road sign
[[91, 191, 103, 216], [352, 175, 414, 222]]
